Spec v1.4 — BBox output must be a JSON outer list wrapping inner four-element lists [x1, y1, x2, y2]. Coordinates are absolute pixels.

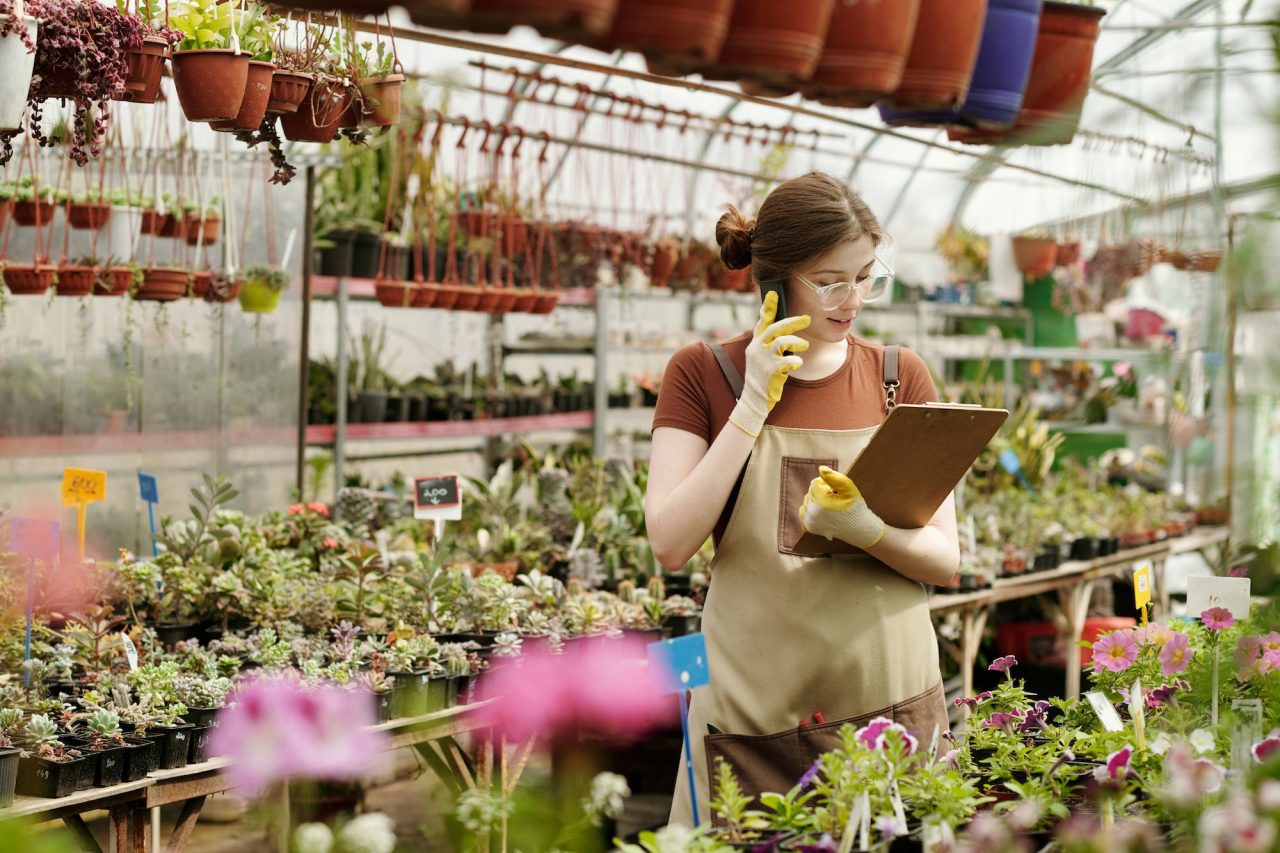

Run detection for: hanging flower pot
[[3, 262, 56, 295], [359, 73, 404, 127], [209, 60, 276, 132], [55, 264, 96, 297], [428, 282, 458, 310], [159, 213, 182, 238], [464, 0, 620, 40], [205, 275, 241, 303], [67, 202, 112, 230], [883, 0, 988, 111], [511, 289, 539, 312], [880, 0, 1040, 128], [0, 13, 37, 130], [170, 49, 250, 123], [802, 0, 920, 107], [13, 197, 56, 226], [462, 209, 500, 238], [279, 79, 351, 143], [123, 35, 170, 104], [474, 287, 502, 313], [450, 284, 483, 311], [266, 69, 313, 115], [1011, 235, 1058, 278], [238, 265, 289, 313], [405, 0, 472, 30], [500, 215, 528, 258], [707, 262, 748, 291], [184, 213, 220, 246], [530, 289, 560, 314], [411, 282, 439, 309], [596, 0, 734, 77], [1189, 250, 1222, 272], [375, 278, 419, 308], [135, 266, 189, 301], [1056, 240, 1081, 266], [98, 265, 135, 296], [492, 288, 518, 313], [697, 0, 835, 86], [139, 208, 172, 236]]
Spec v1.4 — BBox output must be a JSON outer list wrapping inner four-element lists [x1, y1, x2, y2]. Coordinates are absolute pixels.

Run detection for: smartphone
[[759, 279, 788, 321]]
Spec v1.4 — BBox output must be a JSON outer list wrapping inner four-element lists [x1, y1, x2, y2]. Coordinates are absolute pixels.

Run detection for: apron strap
[[883, 344, 900, 413], [707, 342, 745, 399]]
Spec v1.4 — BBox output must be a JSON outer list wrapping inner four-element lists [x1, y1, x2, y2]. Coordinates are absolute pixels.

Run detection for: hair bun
[[715, 205, 755, 270]]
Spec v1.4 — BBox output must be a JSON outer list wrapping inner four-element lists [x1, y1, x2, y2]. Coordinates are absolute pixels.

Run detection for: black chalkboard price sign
[[413, 475, 461, 519]]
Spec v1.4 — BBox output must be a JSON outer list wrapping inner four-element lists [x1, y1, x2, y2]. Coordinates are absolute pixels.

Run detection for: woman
[[646, 172, 959, 827]]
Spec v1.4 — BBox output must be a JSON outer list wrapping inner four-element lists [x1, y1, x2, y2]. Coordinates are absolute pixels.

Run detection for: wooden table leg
[[164, 794, 207, 853], [1059, 579, 1097, 700], [63, 813, 103, 853], [959, 606, 989, 705], [129, 805, 151, 853], [111, 806, 131, 853]]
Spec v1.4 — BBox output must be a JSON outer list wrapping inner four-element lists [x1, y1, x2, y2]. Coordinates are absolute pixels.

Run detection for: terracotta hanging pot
[[3, 262, 57, 295], [947, 1, 1106, 147], [649, 244, 676, 284], [360, 73, 404, 127], [159, 213, 182, 238], [511, 289, 539, 312], [412, 282, 439, 309], [406, 0, 473, 30], [123, 36, 170, 104], [279, 79, 352, 143], [474, 288, 502, 313], [597, 0, 735, 77], [184, 214, 220, 246], [1011, 236, 1058, 278], [428, 282, 458, 310], [802, 0, 921, 107], [12, 198, 56, 227], [170, 49, 250, 123], [500, 215, 528, 258], [492, 288, 518, 313], [189, 270, 212, 298], [883, 0, 988, 112], [99, 266, 134, 296], [140, 208, 172, 236], [451, 285, 484, 311], [879, 0, 1040, 128], [135, 266, 190, 301], [707, 262, 748, 292], [375, 278, 419, 308], [1056, 240, 1081, 266], [67, 202, 111, 230], [530, 289, 560, 314], [463, 0, 619, 40], [266, 69, 313, 115], [210, 61, 276, 132], [1189, 250, 1222, 272], [697, 0, 835, 86], [55, 264, 96, 296]]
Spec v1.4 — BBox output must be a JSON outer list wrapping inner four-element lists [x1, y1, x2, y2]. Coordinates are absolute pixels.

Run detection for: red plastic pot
[[100, 266, 134, 297], [1011, 236, 1058, 278], [375, 279, 419, 308], [210, 61, 275, 132], [530, 290, 560, 314], [4, 263, 57, 295], [123, 36, 170, 104], [598, 0, 735, 77], [406, 0, 473, 30], [55, 265, 97, 297], [67, 202, 111, 230], [451, 285, 483, 312], [135, 266, 189, 301], [802, 0, 921, 107], [885, 0, 988, 111], [464, 0, 619, 40], [360, 74, 404, 127], [511, 290, 539, 312], [279, 80, 352, 143], [698, 0, 835, 86], [649, 245, 676, 284], [266, 69, 313, 115], [140, 209, 173, 236], [412, 282, 439, 309], [492, 289, 518, 313], [12, 198, 56, 227], [170, 49, 250, 123], [184, 214, 220, 246]]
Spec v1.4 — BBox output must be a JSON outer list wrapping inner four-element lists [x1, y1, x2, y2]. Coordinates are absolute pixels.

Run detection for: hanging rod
[[341, 18, 1149, 205]]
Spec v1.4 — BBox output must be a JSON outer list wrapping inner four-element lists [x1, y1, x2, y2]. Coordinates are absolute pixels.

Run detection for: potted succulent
[[71, 709, 128, 788], [237, 264, 289, 313], [16, 713, 86, 799], [168, 0, 250, 122]]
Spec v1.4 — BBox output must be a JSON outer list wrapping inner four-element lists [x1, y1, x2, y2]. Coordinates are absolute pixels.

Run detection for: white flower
[[337, 813, 397, 853], [1190, 728, 1215, 755], [650, 825, 694, 852], [1258, 780, 1280, 812], [583, 771, 631, 823], [455, 789, 515, 833], [1150, 732, 1171, 755], [294, 823, 334, 853]]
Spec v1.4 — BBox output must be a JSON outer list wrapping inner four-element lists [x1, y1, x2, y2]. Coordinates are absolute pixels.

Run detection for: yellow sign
[[1132, 563, 1152, 619], [62, 468, 107, 505]]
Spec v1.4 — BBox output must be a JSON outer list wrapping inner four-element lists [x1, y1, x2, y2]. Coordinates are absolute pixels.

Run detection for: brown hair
[[715, 172, 886, 283]]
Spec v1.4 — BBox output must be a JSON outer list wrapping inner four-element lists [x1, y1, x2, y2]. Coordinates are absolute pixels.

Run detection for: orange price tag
[[62, 468, 106, 505]]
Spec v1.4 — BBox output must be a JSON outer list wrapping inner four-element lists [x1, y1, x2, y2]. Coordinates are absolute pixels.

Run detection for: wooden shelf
[[309, 276, 594, 309]]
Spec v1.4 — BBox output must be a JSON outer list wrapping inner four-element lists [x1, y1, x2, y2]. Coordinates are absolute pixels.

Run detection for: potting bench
[[1, 700, 525, 852], [930, 525, 1232, 702]]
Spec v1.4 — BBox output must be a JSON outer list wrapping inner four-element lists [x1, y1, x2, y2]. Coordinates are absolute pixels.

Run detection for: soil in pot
[[210, 60, 275, 132], [171, 49, 250, 122], [5, 263, 57, 295], [266, 69, 312, 115], [124, 36, 170, 104], [55, 265, 97, 297], [67, 202, 111, 230], [17, 754, 86, 798]]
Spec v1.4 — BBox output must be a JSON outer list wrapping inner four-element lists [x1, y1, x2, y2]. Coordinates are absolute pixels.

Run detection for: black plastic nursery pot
[[84, 744, 126, 787], [356, 391, 389, 424], [154, 622, 202, 649], [16, 754, 87, 798], [318, 229, 356, 277], [1070, 537, 1100, 561], [187, 726, 214, 764], [350, 231, 382, 279], [0, 747, 18, 807], [372, 690, 395, 723], [662, 614, 701, 638], [387, 670, 430, 718], [122, 736, 159, 781], [153, 724, 195, 770], [182, 706, 220, 728]]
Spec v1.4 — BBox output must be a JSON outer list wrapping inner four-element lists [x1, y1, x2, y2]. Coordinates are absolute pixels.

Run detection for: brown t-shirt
[[652, 331, 939, 544]]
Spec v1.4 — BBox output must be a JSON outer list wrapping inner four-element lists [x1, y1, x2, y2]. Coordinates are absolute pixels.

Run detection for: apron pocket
[[777, 455, 837, 557]]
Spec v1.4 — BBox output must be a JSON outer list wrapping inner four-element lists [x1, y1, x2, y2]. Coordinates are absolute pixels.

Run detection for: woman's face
[[786, 235, 878, 344]]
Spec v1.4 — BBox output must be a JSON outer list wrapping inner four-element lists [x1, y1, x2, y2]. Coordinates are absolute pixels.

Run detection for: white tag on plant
[[1085, 691, 1124, 732], [1186, 575, 1251, 622], [121, 633, 139, 671]]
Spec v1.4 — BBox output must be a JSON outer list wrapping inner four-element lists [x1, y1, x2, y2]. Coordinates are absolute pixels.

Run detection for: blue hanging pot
[[879, 0, 1042, 129]]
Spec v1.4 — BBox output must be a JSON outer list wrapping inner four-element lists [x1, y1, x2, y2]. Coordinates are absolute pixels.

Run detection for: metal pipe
[[296, 164, 316, 496]]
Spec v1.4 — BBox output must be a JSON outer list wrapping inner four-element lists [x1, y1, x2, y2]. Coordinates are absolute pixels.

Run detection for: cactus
[[646, 575, 665, 602], [566, 577, 584, 598], [617, 579, 636, 603]]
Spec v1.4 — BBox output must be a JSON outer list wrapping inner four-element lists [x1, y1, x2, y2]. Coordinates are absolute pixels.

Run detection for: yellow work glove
[[799, 466, 886, 549], [727, 290, 811, 439]]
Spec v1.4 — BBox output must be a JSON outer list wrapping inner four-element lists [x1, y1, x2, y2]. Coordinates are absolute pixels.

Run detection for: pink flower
[[1201, 607, 1235, 630], [855, 717, 894, 750], [1093, 744, 1133, 782], [307, 501, 330, 517], [1159, 632, 1191, 676], [1262, 632, 1280, 654], [1146, 680, 1187, 708], [1253, 731, 1280, 763], [876, 816, 908, 840], [1160, 743, 1224, 808], [323, 537, 339, 549], [1092, 631, 1139, 672], [985, 712, 1021, 734], [475, 635, 671, 743], [1142, 623, 1173, 647], [209, 676, 388, 796], [988, 655, 1017, 674], [1199, 791, 1276, 852], [1259, 650, 1280, 676], [1229, 566, 1249, 578], [287, 503, 305, 516], [874, 724, 918, 756]]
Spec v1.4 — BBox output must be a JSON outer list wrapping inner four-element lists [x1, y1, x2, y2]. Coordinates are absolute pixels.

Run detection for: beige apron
[[668, 421, 948, 827]]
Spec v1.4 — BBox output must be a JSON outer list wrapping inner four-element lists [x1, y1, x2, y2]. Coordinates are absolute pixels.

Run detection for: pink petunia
[[1142, 623, 1173, 647], [287, 503, 306, 516], [307, 501, 330, 517], [988, 655, 1017, 674], [1092, 631, 1140, 673], [1159, 632, 1192, 676], [874, 724, 918, 756], [1161, 743, 1224, 808], [1201, 607, 1235, 630], [1262, 632, 1280, 654], [1093, 744, 1133, 782], [1253, 732, 1280, 763], [209, 676, 389, 796], [475, 635, 671, 744], [1229, 566, 1249, 578], [855, 717, 894, 750]]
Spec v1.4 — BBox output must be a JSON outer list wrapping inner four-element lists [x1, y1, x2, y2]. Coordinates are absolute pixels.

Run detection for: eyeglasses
[[795, 257, 894, 309]]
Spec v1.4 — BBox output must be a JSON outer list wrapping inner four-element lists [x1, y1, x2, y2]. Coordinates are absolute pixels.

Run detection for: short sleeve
[[898, 347, 939, 405], [652, 343, 713, 441]]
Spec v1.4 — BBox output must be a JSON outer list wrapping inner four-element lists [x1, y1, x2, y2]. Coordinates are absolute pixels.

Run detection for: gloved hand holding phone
[[727, 290, 811, 439]]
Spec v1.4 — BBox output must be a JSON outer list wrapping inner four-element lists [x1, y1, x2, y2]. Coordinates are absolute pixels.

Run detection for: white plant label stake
[[1084, 691, 1124, 732]]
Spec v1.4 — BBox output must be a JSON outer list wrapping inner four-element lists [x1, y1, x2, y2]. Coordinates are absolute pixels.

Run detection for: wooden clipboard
[[791, 402, 1009, 555]]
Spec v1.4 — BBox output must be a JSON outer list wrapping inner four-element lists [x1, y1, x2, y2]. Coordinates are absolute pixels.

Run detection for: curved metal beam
[[882, 130, 945, 230], [847, 130, 887, 184], [684, 100, 742, 237]]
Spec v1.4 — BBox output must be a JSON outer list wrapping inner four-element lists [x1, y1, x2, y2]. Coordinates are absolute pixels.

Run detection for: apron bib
[[668, 347, 947, 828]]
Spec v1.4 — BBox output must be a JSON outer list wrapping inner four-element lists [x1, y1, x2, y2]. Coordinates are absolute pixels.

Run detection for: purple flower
[[875, 815, 908, 840], [1094, 744, 1133, 782], [985, 712, 1021, 734], [988, 655, 1017, 674], [975, 691, 993, 702], [855, 717, 894, 750], [1201, 607, 1235, 630], [209, 676, 389, 796], [1253, 732, 1280, 763], [1092, 631, 1139, 672], [796, 759, 822, 791], [953, 696, 978, 710], [1159, 632, 1192, 676], [1229, 566, 1249, 578], [875, 725, 918, 757]]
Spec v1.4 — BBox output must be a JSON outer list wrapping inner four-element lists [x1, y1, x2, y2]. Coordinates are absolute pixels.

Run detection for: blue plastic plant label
[[11, 518, 60, 560], [138, 472, 158, 504], [998, 449, 1022, 474], [648, 633, 710, 693]]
